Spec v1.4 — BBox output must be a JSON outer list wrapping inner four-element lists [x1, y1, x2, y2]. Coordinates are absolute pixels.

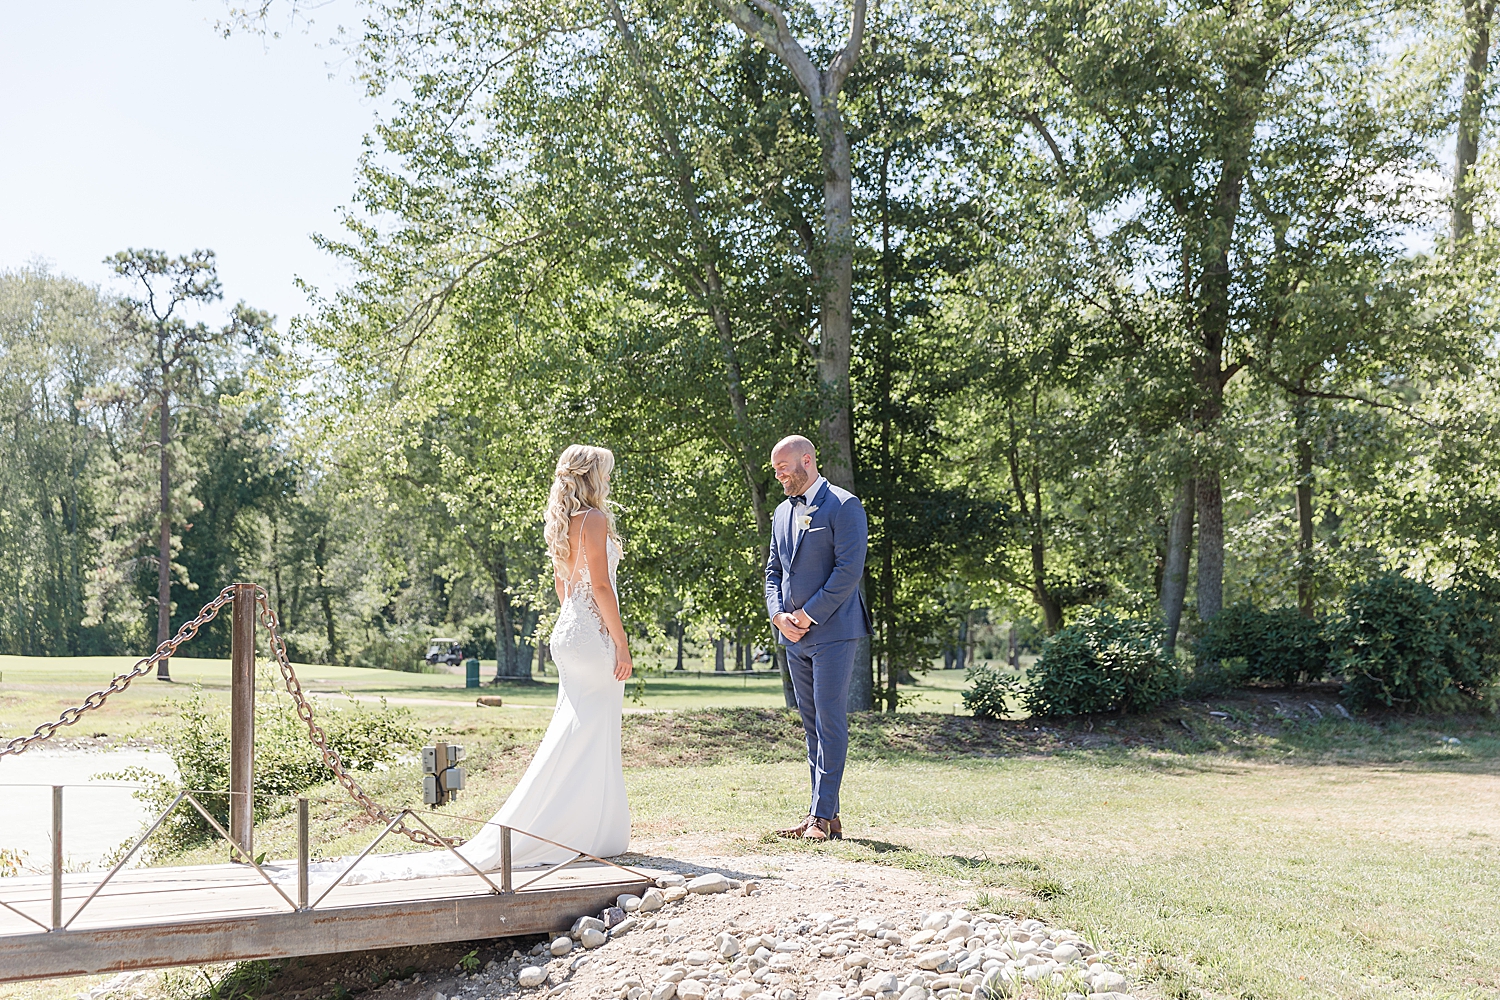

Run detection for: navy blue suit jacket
[[764, 479, 873, 645]]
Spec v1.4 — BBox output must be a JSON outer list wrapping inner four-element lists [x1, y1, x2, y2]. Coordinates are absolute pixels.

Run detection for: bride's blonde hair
[[544, 444, 621, 574]]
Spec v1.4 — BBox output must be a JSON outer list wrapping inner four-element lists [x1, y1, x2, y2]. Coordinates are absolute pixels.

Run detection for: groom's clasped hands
[[772, 607, 814, 643]]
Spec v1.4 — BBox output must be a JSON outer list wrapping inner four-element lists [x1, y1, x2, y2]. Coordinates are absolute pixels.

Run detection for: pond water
[[0, 747, 178, 872]]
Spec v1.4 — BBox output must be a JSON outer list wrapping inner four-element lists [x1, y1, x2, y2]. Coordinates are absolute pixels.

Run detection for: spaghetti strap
[[561, 508, 597, 594]]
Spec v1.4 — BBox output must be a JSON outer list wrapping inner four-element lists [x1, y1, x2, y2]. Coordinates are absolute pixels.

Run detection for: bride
[[457, 443, 633, 868], [302, 445, 633, 883]]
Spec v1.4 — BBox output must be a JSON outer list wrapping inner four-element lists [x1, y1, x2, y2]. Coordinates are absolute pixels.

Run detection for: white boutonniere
[[798, 505, 818, 532]]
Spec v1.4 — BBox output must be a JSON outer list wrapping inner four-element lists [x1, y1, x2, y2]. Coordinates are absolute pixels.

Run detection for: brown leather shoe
[[775, 815, 816, 839], [830, 815, 843, 841], [802, 817, 833, 841]]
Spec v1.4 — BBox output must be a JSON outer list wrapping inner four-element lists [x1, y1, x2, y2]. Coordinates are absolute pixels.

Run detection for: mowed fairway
[[0, 654, 976, 743], [2, 654, 1496, 999]]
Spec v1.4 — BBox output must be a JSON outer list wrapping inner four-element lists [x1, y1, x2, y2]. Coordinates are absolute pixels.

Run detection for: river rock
[[1090, 972, 1126, 992], [843, 954, 871, 970], [611, 917, 639, 938], [550, 937, 574, 957], [940, 922, 971, 943], [915, 951, 948, 971], [640, 888, 666, 912], [650, 984, 677, 1000], [676, 981, 707, 1000], [618, 894, 643, 912], [518, 968, 548, 989], [922, 913, 951, 931], [687, 873, 732, 894], [663, 886, 689, 902], [657, 874, 687, 888], [574, 916, 607, 936], [685, 951, 714, 967], [581, 928, 607, 949], [717, 934, 743, 959]]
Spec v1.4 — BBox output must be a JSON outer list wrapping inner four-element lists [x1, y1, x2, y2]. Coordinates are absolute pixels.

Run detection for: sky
[[0, 0, 376, 329]]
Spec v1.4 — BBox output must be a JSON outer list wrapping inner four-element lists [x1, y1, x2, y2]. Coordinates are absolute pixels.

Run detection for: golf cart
[[424, 637, 464, 669]]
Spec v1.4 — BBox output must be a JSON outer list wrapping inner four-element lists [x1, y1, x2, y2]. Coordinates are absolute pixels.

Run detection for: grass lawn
[[0, 654, 983, 744], [4, 652, 1499, 999]]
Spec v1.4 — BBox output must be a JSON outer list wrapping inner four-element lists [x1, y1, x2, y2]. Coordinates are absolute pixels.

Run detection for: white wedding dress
[[290, 535, 630, 885]]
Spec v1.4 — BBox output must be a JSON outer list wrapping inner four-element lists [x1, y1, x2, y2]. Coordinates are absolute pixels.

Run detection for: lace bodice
[[566, 536, 621, 593], [555, 535, 620, 651]]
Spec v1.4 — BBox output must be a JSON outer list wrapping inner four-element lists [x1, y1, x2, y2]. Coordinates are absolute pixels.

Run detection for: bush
[[962, 664, 1023, 720], [111, 688, 426, 850], [1445, 572, 1500, 707], [1329, 573, 1480, 712], [1023, 612, 1179, 716], [1196, 602, 1329, 686]]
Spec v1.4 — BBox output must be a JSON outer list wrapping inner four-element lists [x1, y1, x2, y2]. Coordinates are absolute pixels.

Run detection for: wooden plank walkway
[[0, 859, 655, 983]]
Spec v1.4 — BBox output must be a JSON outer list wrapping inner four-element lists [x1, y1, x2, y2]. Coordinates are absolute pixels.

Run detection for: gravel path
[[71, 850, 1150, 1000], [368, 852, 1143, 1000]]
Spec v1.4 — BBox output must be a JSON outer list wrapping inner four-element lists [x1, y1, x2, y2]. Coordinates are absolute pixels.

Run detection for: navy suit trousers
[[785, 636, 858, 820]]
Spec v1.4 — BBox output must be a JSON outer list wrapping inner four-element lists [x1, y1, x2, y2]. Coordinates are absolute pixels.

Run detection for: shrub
[[1330, 574, 1459, 712], [112, 688, 426, 850], [1444, 572, 1500, 707], [962, 664, 1023, 720], [1023, 612, 1179, 716], [1195, 602, 1329, 686]]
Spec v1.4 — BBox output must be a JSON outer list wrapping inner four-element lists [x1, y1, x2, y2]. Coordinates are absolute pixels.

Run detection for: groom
[[764, 435, 872, 842]]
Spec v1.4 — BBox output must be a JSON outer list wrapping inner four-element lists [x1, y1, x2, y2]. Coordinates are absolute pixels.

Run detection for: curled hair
[[544, 444, 621, 575]]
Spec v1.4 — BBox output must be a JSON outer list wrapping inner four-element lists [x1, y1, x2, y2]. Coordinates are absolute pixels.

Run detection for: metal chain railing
[[253, 587, 452, 848], [0, 582, 450, 849], [0, 586, 239, 758]]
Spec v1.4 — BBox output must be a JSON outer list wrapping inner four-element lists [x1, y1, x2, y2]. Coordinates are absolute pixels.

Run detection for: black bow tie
[[790, 494, 808, 506]]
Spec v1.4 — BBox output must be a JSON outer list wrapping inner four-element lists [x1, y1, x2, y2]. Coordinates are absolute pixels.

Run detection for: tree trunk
[[314, 536, 338, 662], [714, 636, 726, 672], [494, 574, 515, 678], [1454, 0, 1497, 242], [1187, 55, 1267, 623], [847, 578, 873, 711], [1195, 473, 1224, 621], [675, 620, 685, 671], [1006, 398, 1062, 633], [877, 131, 897, 713], [816, 106, 856, 490], [1293, 397, 1315, 617], [156, 385, 172, 680], [711, 0, 865, 491], [1161, 478, 1195, 653]]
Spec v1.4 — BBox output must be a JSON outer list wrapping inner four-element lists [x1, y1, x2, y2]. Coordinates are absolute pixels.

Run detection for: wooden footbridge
[[0, 584, 652, 984]]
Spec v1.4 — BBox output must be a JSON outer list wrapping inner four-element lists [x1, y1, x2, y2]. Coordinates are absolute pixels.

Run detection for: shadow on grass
[[748, 833, 1055, 901]]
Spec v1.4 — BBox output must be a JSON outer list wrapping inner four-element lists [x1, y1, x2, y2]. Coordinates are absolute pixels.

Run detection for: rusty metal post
[[500, 825, 512, 893], [229, 583, 256, 860], [297, 797, 309, 910], [51, 786, 62, 930]]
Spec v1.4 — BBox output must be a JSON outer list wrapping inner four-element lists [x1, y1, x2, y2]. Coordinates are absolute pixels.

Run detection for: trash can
[[465, 657, 481, 689]]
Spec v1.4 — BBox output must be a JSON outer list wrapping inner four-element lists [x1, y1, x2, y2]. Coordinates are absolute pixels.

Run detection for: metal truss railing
[[0, 784, 648, 934]]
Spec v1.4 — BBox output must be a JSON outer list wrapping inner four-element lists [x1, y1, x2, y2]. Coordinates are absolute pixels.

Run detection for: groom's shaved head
[[773, 435, 817, 461]]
